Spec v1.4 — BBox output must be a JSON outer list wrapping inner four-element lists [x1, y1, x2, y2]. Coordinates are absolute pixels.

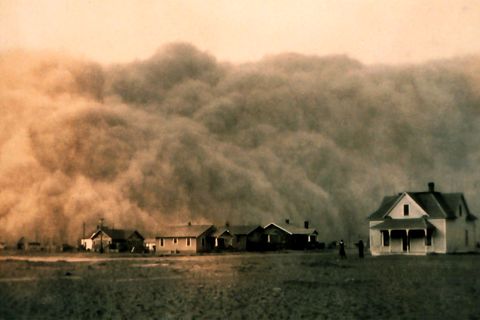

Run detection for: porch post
[[388, 229, 391, 253], [406, 229, 410, 253], [432, 231, 434, 251], [424, 229, 427, 254]]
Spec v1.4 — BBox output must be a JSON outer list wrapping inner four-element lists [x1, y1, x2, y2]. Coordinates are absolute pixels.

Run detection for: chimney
[[285, 219, 290, 225], [428, 182, 435, 192], [304, 221, 309, 229]]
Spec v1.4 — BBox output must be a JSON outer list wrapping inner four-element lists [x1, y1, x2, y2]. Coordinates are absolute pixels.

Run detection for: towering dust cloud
[[1, 44, 480, 244]]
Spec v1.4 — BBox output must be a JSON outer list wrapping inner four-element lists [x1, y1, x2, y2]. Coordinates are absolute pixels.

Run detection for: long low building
[[155, 224, 215, 254]]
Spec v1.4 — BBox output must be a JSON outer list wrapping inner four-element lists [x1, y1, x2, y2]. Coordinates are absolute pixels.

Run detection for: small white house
[[80, 238, 93, 251], [144, 238, 157, 253], [368, 182, 477, 255], [155, 224, 215, 254]]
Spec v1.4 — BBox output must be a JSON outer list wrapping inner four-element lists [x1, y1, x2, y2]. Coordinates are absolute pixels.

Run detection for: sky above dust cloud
[[2, 0, 480, 65], [1, 1, 480, 244]]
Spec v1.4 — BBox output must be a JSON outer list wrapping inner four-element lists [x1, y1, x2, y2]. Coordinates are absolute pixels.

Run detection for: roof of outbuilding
[[91, 228, 144, 240], [156, 225, 214, 238], [213, 225, 263, 237], [368, 191, 477, 221], [264, 223, 318, 235]]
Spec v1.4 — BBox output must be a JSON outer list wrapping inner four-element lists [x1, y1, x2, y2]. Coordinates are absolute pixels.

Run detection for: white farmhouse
[[368, 182, 477, 255]]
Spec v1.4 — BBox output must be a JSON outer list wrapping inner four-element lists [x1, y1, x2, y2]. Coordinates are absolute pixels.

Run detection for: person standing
[[339, 239, 346, 259], [357, 240, 364, 258]]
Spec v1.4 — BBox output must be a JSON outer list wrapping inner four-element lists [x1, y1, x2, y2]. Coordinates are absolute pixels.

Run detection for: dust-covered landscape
[[2, 1, 480, 319], [0, 252, 479, 319]]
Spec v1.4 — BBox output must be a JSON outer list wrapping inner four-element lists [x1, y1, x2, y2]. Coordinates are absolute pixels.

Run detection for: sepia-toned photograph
[[1, 1, 479, 319]]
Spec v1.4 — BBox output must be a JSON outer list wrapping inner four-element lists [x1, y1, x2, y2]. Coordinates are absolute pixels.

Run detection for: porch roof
[[371, 218, 436, 230]]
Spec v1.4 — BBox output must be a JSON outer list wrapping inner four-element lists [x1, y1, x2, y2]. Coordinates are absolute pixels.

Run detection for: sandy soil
[[0, 251, 479, 319]]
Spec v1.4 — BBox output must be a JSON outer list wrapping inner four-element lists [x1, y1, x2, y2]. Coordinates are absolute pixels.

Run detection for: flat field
[[0, 251, 479, 319]]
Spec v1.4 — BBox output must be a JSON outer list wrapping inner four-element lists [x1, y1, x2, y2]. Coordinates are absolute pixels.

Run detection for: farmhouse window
[[173, 238, 178, 244], [403, 204, 409, 216], [160, 238, 164, 246], [382, 231, 390, 246], [187, 238, 191, 246], [201, 238, 205, 248]]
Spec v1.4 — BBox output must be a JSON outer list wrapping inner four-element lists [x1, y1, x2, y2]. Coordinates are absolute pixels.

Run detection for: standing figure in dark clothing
[[357, 240, 364, 258], [339, 239, 346, 259]]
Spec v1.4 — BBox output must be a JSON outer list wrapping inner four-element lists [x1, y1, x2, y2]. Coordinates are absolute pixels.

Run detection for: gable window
[[459, 205, 462, 217], [403, 204, 409, 216], [187, 238, 191, 246]]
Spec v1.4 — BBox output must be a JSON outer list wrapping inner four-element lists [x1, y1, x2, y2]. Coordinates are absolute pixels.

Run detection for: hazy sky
[[1, 0, 480, 64]]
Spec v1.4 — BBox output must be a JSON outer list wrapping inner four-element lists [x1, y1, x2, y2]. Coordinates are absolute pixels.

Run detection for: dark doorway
[[402, 231, 408, 252]]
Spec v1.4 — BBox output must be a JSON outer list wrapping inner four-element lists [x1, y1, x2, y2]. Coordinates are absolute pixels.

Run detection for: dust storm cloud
[[1, 43, 480, 243]]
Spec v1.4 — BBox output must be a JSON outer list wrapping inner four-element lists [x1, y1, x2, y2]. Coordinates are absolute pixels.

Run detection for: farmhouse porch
[[372, 218, 436, 254]]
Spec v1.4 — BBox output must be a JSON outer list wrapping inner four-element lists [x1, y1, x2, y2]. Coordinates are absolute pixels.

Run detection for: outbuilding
[[263, 220, 318, 250], [90, 228, 145, 253], [212, 225, 265, 251]]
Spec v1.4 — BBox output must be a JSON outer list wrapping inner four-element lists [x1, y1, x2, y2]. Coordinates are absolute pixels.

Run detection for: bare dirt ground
[[0, 251, 479, 319]]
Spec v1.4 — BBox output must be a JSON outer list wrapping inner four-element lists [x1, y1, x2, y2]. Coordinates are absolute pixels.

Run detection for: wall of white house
[[369, 221, 383, 256], [428, 219, 446, 253], [445, 202, 477, 252], [156, 237, 198, 253], [409, 234, 426, 253], [387, 193, 428, 219], [81, 238, 93, 250], [369, 219, 447, 255]]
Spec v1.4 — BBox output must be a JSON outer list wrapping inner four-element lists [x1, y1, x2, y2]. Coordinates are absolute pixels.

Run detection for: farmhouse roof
[[371, 217, 436, 230], [368, 190, 477, 221], [156, 225, 214, 238], [264, 223, 318, 235]]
